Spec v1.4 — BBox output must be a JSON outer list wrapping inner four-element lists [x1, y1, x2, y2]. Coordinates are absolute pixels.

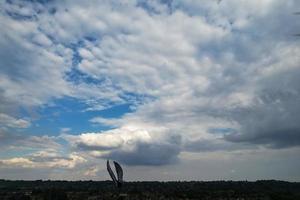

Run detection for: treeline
[[0, 179, 300, 200]]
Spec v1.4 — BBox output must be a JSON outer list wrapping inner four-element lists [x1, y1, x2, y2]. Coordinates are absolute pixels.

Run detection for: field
[[0, 180, 299, 200]]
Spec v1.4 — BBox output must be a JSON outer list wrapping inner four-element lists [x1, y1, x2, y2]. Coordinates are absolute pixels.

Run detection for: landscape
[[1, 0, 300, 200], [1, 180, 300, 200]]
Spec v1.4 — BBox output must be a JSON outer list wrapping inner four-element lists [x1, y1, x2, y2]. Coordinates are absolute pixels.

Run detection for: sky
[[0, 0, 300, 181]]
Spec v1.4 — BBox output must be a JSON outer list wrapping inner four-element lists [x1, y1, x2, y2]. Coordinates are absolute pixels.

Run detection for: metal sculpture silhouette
[[107, 160, 123, 188]]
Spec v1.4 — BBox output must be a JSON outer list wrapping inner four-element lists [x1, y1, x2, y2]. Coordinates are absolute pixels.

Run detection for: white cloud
[[84, 166, 100, 177], [66, 0, 300, 164], [50, 0, 299, 166], [65, 126, 154, 152], [0, 11, 73, 112], [64, 125, 181, 165], [0, 151, 86, 169], [0, 157, 35, 168], [60, 127, 71, 134], [21, 135, 62, 150], [0, 113, 31, 128]]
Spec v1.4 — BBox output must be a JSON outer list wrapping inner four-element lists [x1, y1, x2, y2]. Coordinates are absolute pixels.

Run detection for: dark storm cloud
[[225, 128, 300, 148], [104, 141, 181, 166], [184, 138, 251, 152], [224, 68, 300, 148], [70, 132, 182, 166]]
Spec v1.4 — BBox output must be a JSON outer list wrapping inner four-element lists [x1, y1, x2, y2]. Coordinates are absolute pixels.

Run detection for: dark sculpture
[[107, 160, 123, 188]]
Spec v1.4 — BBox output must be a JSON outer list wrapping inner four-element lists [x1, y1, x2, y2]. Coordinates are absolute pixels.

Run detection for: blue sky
[[0, 0, 300, 181]]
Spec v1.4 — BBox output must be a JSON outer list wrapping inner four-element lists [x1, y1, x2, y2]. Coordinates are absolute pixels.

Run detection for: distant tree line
[[0, 179, 299, 200]]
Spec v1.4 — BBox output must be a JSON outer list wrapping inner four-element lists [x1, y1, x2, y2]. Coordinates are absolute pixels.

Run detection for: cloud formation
[[65, 125, 181, 165], [0, 113, 31, 128], [0, 0, 300, 179], [0, 151, 86, 169]]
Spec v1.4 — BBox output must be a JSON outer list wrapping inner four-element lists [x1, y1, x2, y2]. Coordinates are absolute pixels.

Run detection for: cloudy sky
[[1, 0, 300, 181]]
